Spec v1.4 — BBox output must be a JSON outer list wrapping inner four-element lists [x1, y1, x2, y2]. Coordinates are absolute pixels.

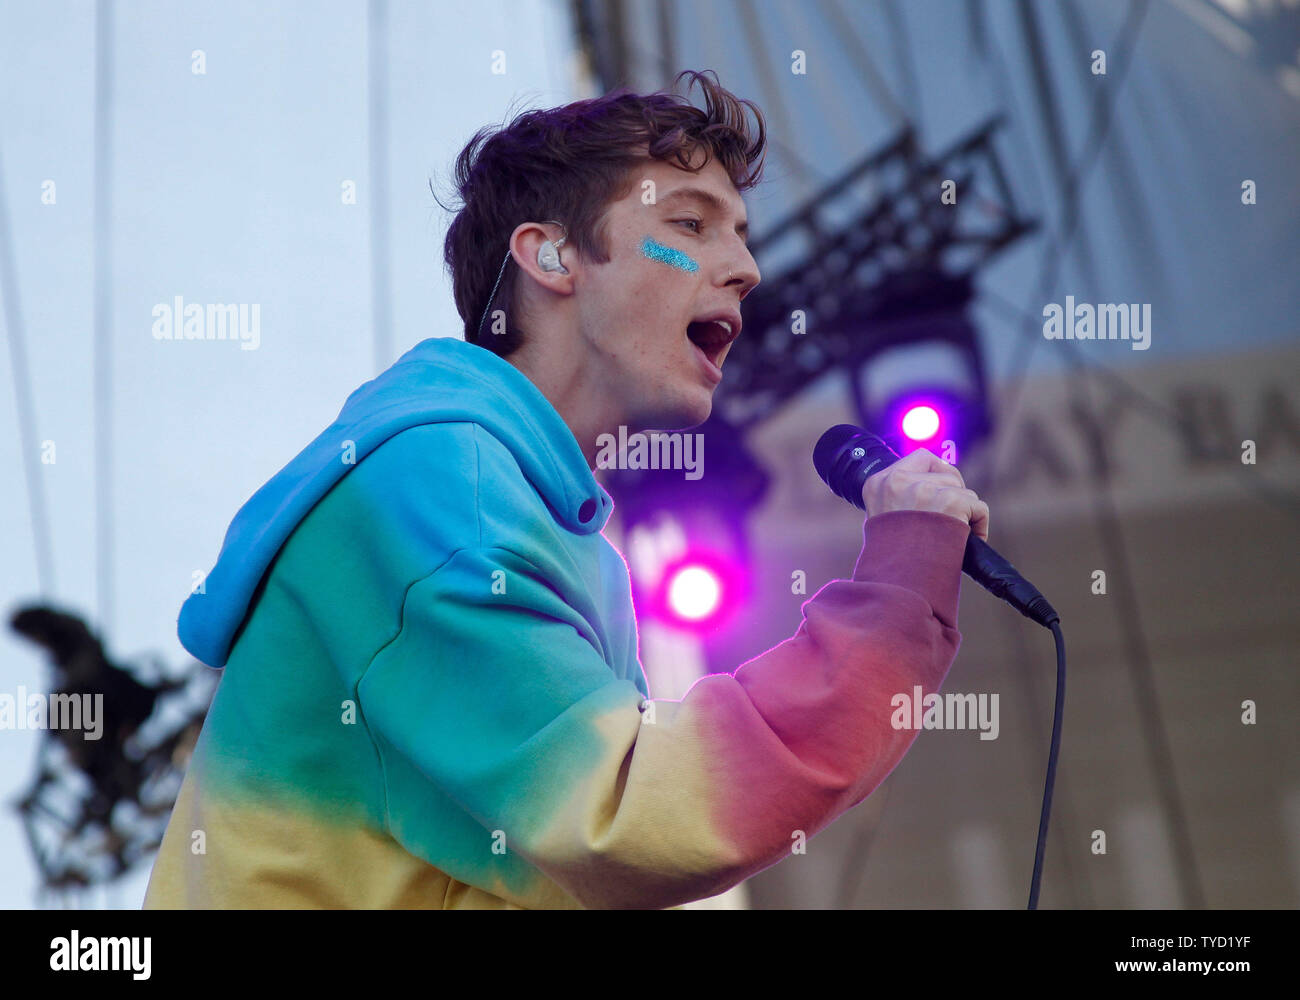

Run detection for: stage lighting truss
[[848, 306, 993, 461], [713, 118, 1035, 437], [8, 606, 217, 899]]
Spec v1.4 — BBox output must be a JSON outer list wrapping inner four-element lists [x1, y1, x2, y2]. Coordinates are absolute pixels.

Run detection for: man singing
[[144, 70, 987, 909]]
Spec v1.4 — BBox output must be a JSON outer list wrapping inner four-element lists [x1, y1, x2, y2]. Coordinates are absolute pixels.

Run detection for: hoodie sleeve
[[357, 509, 966, 910]]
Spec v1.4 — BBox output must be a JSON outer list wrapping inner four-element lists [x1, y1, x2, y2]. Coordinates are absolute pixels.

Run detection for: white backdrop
[[0, 0, 584, 909]]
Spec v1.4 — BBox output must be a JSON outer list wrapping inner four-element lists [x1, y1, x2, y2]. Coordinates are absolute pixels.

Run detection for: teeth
[[692, 318, 734, 338]]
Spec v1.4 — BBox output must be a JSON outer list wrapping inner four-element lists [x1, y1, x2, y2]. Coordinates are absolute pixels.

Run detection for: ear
[[510, 221, 576, 296]]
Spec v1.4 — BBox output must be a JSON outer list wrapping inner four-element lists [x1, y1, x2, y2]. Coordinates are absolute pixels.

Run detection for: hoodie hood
[[178, 336, 613, 668]]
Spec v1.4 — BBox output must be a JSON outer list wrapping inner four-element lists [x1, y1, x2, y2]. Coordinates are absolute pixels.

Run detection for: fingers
[[883, 447, 965, 488], [861, 447, 989, 541], [919, 484, 989, 542], [967, 495, 990, 542], [929, 484, 988, 542], [893, 446, 951, 475]]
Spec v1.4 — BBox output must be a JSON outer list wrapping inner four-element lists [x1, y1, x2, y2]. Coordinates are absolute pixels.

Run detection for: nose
[[724, 242, 761, 299]]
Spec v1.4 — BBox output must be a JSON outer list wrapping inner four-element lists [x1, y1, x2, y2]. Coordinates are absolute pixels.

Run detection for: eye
[[673, 218, 702, 233]]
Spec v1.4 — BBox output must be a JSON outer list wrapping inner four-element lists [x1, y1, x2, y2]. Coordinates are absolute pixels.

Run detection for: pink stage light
[[901, 404, 941, 441], [666, 565, 723, 621], [651, 550, 747, 633]]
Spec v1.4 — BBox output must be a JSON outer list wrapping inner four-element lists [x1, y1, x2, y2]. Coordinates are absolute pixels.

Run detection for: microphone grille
[[812, 424, 864, 483]]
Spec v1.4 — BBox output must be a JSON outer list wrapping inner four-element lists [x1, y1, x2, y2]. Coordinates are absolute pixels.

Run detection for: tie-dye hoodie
[[143, 335, 967, 910]]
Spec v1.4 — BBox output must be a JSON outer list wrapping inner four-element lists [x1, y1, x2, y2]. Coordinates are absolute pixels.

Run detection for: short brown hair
[[440, 70, 766, 356]]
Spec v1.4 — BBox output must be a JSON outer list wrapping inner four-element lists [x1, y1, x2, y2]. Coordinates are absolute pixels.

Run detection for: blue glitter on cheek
[[640, 236, 699, 273]]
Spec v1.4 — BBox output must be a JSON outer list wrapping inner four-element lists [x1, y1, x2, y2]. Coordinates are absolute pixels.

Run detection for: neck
[[505, 338, 622, 471]]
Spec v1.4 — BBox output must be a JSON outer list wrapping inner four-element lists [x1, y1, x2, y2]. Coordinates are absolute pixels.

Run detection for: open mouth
[[685, 317, 740, 371]]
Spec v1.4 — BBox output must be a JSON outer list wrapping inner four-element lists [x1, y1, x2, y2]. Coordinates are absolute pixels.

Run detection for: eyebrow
[[660, 186, 749, 243]]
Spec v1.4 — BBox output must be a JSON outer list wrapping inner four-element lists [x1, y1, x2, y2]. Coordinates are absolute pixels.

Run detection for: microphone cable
[[814, 423, 1066, 909], [1029, 621, 1066, 910]]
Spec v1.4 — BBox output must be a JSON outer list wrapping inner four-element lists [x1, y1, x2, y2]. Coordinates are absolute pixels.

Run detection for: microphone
[[813, 424, 1060, 629]]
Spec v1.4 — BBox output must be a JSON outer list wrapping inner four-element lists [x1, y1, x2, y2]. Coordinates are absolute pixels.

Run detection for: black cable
[[1000, 559, 1092, 909], [1068, 366, 1208, 908], [883, 0, 923, 134], [1028, 620, 1066, 909], [0, 140, 56, 596], [1014, 0, 1103, 294], [982, 0, 1152, 498], [368, 0, 392, 374], [817, 0, 911, 128], [971, 0, 1049, 220], [732, 1, 818, 197], [93, 0, 115, 638]]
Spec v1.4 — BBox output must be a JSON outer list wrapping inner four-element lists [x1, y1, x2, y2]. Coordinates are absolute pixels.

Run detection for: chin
[[670, 390, 715, 430], [642, 395, 712, 432]]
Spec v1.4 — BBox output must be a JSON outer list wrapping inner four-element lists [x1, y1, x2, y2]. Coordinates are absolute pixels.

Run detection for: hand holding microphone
[[815, 424, 1058, 628], [858, 445, 990, 543]]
